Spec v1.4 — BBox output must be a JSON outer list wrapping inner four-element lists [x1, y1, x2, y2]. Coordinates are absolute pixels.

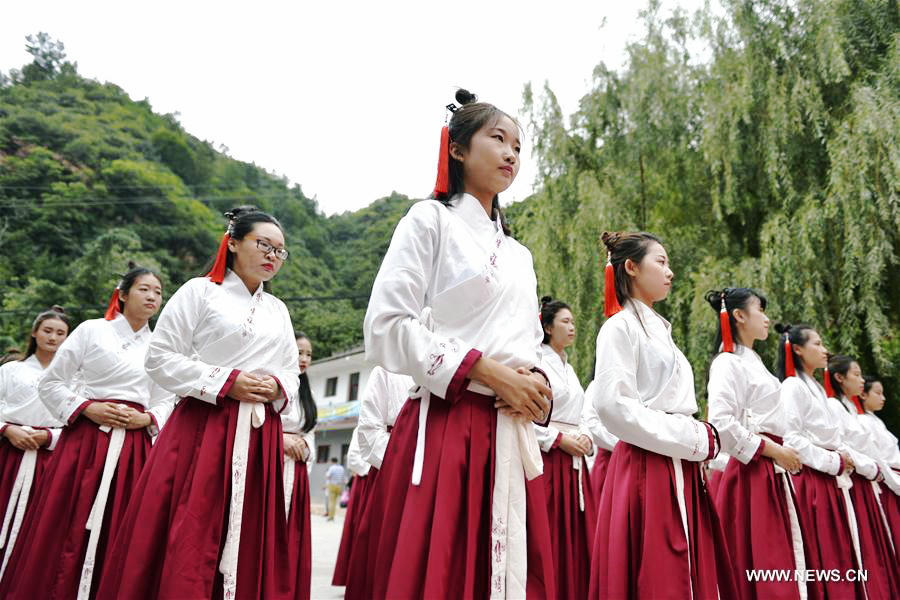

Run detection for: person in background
[[325, 457, 347, 522]]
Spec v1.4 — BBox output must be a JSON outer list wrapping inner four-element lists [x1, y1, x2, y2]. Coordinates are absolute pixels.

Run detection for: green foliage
[[516, 0, 899, 433]]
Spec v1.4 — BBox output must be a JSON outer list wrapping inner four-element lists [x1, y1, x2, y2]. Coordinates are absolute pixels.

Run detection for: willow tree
[[513, 0, 899, 430]]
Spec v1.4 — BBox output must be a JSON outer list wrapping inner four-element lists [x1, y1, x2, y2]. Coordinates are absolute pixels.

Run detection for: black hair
[[601, 231, 664, 306], [203, 205, 284, 276], [24, 305, 71, 359], [433, 88, 516, 236], [774, 323, 815, 381], [330, 457, 338, 463], [539, 296, 571, 345], [704, 287, 768, 355], [827, 354, 858, 399], [863, 375, 882, 394], [116, 261, 163, 312], [294, 331, 317, 433]]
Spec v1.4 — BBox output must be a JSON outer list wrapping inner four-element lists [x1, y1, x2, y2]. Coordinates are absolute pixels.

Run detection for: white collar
[[222, 269, 265, 298], [449, 193, 501, 235], [109, 312, 150, 340]]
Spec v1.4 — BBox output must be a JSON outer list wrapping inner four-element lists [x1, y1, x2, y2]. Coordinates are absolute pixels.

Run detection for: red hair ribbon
[[850, 395, 864, 414], [104, 288, 121, 321], [719, 294, 734, 353], [784, 338, 796, 377], [824, 368, 836, 398], [603, 253, 623, 318], [432, 126, 450, 198], [206, 232, 231, 284]]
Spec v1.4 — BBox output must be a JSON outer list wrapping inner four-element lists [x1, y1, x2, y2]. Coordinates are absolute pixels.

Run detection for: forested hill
[[0, 36, 413, 358]]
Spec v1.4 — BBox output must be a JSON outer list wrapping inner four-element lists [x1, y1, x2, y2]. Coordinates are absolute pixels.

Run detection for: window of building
[[316, 445, 330, 463], [348, 372, 360, 401], [325, 376, 337, 397]]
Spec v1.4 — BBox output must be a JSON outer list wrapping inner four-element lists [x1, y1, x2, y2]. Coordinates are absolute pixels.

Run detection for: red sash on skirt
[[589, 441, 738, 600], [94, 397, 292, 600], [285, 458, 311, 600], [714, 436, 806, 600], [848, 472, 900, 600], [0, 439, 54, 566], [589, 448, 611, 509], [791, 467, 866, 600], [541, 446, 596, 600], [346, 390, 556, 600], [333, 470, 378, 586], [0, 400, 150, 600]]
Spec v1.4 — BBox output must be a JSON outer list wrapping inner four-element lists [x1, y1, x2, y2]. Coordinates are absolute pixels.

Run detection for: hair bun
[[224, 205, 259, 221], [774, 323, 792, 335], [455, 89, 477, 106], [540, 295, 553, 306], [704, 290, 723, 311], [49, 304, 66, 314], [600, 231, 621, 253], [126, 260, 137, 270]]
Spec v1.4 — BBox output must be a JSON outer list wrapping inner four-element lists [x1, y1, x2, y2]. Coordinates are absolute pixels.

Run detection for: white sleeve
[[582, 381, 619, 452], [0, 365, 9, 431], [534, 422, 562, 453], [357, 368, 393, 469], [592, 320, 712, 462], [145, 379, 177, 435], [38, 324, 92, 424], [144, 281, 235, 405], [781, 379, 842, 475], [267, 304, 301, 414], [302, 428, 316, 467], [363, 204, 478, 400], [707, 356, 764, 464]]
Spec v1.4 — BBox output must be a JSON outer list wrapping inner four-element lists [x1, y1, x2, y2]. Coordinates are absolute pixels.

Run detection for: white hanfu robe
[[357, 366, 414, 470]]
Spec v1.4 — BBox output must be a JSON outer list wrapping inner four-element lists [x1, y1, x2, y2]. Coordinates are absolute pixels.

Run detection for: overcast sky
[[2, 0, 705, 215]]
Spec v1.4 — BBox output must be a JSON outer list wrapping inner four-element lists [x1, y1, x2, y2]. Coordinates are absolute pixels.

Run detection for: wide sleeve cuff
[[550, 431, 564, 450], [750, 438, 766, 462], [835, 453, 845, 476], [444, 349, 483, 403], [529, 367, 553, 426], [213, 369, 241, 406], [67, 399, 94, 425], [0, 423, 7, 435], [146, 413, 160, 437], [703, 421, 720, 461], [270, 374, 290, 414]]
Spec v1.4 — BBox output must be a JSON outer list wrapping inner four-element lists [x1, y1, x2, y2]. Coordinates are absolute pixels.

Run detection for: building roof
[[310, 344, 365, 367]]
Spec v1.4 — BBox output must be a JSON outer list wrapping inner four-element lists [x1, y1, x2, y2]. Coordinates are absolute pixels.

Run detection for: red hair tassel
[[824, 368, 836, 398], [206, 233, 231, 284], [719, 295, 734, 353], [850, 395, 864, 414], [784, 339, 796, 377], [432, 126, 450, 198], [603, 253, 623, 318], [104, 288, 121, 321]]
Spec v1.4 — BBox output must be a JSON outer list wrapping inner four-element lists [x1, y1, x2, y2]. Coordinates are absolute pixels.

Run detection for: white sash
[[549, 421, 586, 511], [283, 457, 296, 518], [0, 445, 37, 580]]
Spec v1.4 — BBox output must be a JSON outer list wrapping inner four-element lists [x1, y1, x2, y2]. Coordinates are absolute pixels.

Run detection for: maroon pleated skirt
[[347, 390, 555, 600], [0, 439, 54, 566], [94, 397, 293, 600], [706, 468, 724, 502], [285, 458, 311, 600], [589, 448, 611, 508], [589, 441, 738, 600], [0, 402, 151, 599], [848, 473, 899, 600], [879, 480, 900, 550], [541, 447, 596, 600], [714, 447, 806, 600], [332, 470, 378, 586], [791, 467, 866, 600]]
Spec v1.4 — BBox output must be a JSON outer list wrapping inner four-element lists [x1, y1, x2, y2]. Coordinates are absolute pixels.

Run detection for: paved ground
[[310, 502, 348, 599]]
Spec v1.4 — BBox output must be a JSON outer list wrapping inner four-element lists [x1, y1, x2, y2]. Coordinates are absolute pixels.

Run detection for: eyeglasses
[[253, 238, 289, 261]]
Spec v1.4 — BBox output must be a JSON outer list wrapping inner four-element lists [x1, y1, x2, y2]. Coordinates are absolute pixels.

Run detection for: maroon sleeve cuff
[[445, 349, 483, 403], [68, 400, 94, 425], [835, 453, 845, 476], [0, 424, 7, 436], [751, 438, 766, 462], [147, 413, 159, 432], [269, 375, 290, 414], [529, 367, 553, 426], [550, 432, 564, 449], [216, 369, 241, 406], [703, 421, 719, 461], [33, 425, 52, 447]]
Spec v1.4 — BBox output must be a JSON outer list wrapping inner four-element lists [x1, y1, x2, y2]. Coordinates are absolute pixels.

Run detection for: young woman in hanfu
[[280, 332, 318, 600], [339, 364, 412, 597], [95, 207, 301, 600], [825, 355, 899, 599], [361, 88, 555, 599], [779, 324, 868, 600], [0, 266, 173, 600], [535, 296, 596, 600], [0, 307, 70, 572], [588, 231, 737, 600], [705, 288, 807, 600]]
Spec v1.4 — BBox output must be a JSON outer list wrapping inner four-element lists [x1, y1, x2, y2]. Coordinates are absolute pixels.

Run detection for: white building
[[306, 345, 372, 497]]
